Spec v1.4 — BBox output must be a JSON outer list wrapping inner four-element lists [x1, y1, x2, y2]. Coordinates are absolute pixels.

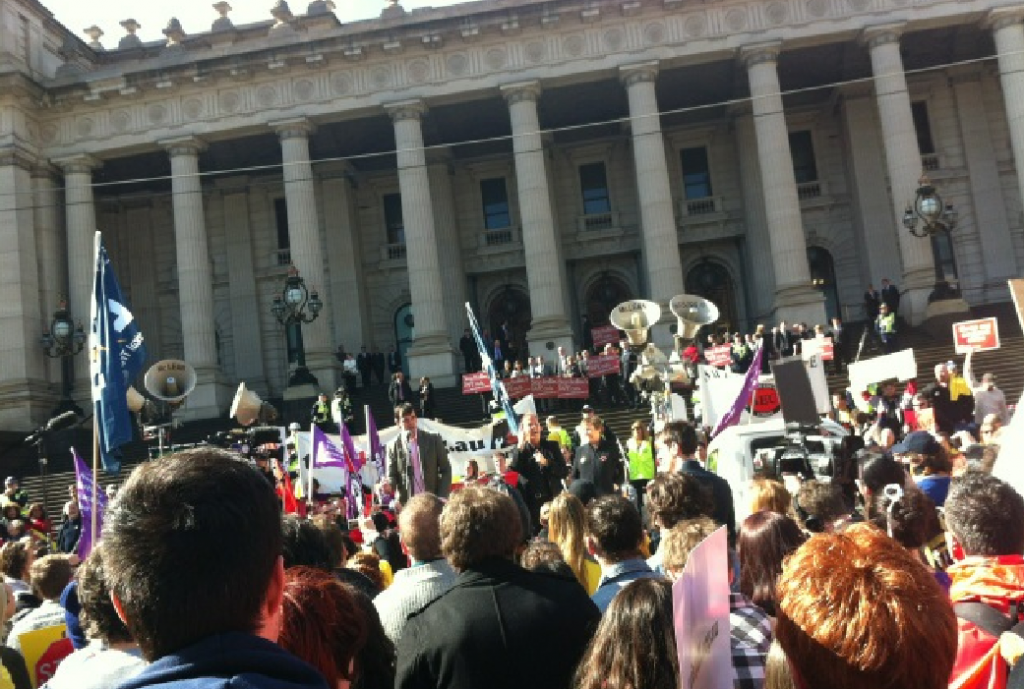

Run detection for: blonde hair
[[547, 493, 592, 591], [749, 478, 794, 518]]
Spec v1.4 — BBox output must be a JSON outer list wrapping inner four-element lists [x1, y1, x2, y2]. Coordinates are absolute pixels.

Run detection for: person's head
[[30, 554, 73, 602], [584, 416, 604, 446], [585, 495, 643, 564], [631, 420, 647, 442], [398, 493, 444, 563], [310, 516, 346, 569], [879, 303, 889, 317], [279, 566, 367, 689], [2, 503, 20, 521], [660, 517, 718, 580], [520, 413, 542, 444], [776, 524, 957, 689], [980, 413, 1002, 442], [77, 545, 133, 646], [465, 459, 479, 480], [519, 540, 574, 579], [395, 403, 417, 433], [441, 486, 521, 571], [737, 511, 806, 616], [857, 452, 905, 504], [546, 415, 560, 429], [64, 500, 80, 520], [4, 477, 16, 493], [868, 485, 935, 550], [103, 448, 284, 661], [319, 393, 328, 402], [793, 480, 850, 533], [656, 421, 699, 464], [547, 493, 590, 587], [944, 472, 1024, 557], [748, 478, 793, 517], [281, 515, 333, 571], [568, 479, 598, 507], [27, 503, 45, 521], [933, 362, 949, 384], [492, 451, 507, 474], [573, 578, 679, 689], [0, 539, 32, 581], [346, 552, 385, 591], [645, 472, 714, 530]]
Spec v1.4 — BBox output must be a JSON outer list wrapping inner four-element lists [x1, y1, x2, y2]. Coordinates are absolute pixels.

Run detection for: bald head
[[934, 363, 949, 384], [521, 413, 542, 444], [398, 493, 444, 562]]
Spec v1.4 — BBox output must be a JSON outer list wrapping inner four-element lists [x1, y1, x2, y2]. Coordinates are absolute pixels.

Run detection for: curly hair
[[76, 545, 132, 645], [0, 540, 31, 581], [646, 473, 714, 530], [776, 524, 957, 689], [347, 553, 385, 591], [748, 478, 793, 517], [944, 472, 1024, 556], [440, 486, 521, 570], [660, 517, 718, 574]]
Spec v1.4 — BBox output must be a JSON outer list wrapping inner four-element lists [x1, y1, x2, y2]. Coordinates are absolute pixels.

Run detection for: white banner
[[847, 349, 918, 394], [699, 366, 783, 428]]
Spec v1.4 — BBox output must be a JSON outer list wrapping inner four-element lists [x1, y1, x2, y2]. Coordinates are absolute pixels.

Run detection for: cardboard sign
[[586, 354, 621, 378], [705, 345, 733, 368], [673, 526, 732, 689], [531, 377, 560, 399], [847, 349, 918, 394], [461, 372, 490, 394], [19, 624, 72, 688], [953, 317, 1000, 354], [503, 376, 533, 399], [558, 378, 590, 399], [591, 325, 620, 348], [801, 337, 834, 361]]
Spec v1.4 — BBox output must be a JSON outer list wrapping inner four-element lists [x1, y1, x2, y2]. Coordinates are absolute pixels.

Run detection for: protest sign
[[801, 337, 834, 361], [531, 377, 559, 399], [591, 324, 620, 348], [586, 354, 621, 378], [462, 372, 490, 394], [952, 317, 1000, 354], [752, 383, 780, 417], [20, 625, 72, 688], [558, 378, 590, 399], [503, 376, 533, 399], [673, 526, 732, 689], [847, 349, 918, 394], [705, 345, 732, 368]]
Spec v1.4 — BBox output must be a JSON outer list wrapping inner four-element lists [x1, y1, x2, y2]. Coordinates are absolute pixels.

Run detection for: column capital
[[500, 80, 542, 105], [860, 23, 905, 50], [53, 154, 102, 175], [384, 100, 426, 122], [31, 162, 61, 181], [270, 117, 316, 140], [160, 136, 207, 157], [986, 8, 1024, 32], [619, 61, 659, 88], [739, 42, 782, 70], [0, 145, 37, 172]]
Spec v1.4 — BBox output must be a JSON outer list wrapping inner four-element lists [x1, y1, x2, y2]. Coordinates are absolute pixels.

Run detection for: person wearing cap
[[2, 479, 26, 510], [891, 431, 952, 507], [962, 349, 1007, 426]]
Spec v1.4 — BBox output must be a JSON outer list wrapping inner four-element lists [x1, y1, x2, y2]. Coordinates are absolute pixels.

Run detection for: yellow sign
[[18, 624, 72, 688]]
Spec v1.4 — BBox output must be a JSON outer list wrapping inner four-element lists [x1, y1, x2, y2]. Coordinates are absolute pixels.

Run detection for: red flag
[[277, 459, 300, 515]]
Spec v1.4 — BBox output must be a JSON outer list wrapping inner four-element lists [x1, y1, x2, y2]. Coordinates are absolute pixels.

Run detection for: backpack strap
[[954, 601, 1016, 638]]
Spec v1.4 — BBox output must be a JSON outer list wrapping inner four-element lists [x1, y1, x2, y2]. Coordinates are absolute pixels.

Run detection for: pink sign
[[461, 372, 490, 394], [673, 526, 732, 689], [586, 354, 621, 378], [591, 325, 620, 348], [953, 317, 1000, 354], [705, 345, 733, 368], [531, 377, 560, 399], [503, 377, 533, 399], [557, 378, 590, 399]]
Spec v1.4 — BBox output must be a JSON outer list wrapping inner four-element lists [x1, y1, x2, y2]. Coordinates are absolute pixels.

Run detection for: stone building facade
[[1, 0, 1023, 429]]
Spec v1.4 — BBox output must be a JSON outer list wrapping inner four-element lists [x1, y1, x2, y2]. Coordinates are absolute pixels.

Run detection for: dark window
[[911, 101, 936, 155], [931, 232, 958, 284], [383, 193, 405, 245], [788, 131, 818, 184], [273, 197, 290, 250], [680, 146, 713, 199], [579, 162, 611, 215], [480, 178, 511, 230]]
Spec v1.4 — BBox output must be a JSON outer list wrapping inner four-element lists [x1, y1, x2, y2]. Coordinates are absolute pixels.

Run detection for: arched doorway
[[393, 304, 414, 377], [487, 286, 532, 364], [585, 274, 632, 326], [685, 260, 738, 336], [807, 247, 841, 324]]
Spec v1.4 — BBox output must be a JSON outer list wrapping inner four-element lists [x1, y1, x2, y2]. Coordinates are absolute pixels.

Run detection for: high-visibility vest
[[877, 313, 895, 334], [312, 401, 330, 423]]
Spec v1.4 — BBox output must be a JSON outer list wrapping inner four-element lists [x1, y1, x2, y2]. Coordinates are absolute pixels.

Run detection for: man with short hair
[[964, 349, 1008, 426], [924, 362, 973, 434], [374, 494, 456, 644], [880, 277, 900, 314], [657, 421, 735, 544], [944, 473, 1024, 688], [396, 486, 599, 689], [7, 554, 74, 654], [509, 413, 566, 531], [459, 328, 478, 373], [572, 416, 623, 498], [3, 478, 27, 508], [387, 403, 452, 506], [586, 495, 660, 613], [645, 472, 714, 574], [107, 448, 327, 689]]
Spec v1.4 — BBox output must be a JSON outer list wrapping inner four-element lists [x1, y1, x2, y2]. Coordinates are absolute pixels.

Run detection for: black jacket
[[509, 439, 566, 524], [395, 557, 600, 689], [680, 459, 736, 546], [572, 439, 623, 497]]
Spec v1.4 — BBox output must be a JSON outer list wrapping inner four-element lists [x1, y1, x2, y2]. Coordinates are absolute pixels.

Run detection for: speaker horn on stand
[[609, 300, 662, 352], [669, 294, 720, 343], [229, 383, 278, 427], [143, 360, 197, 457]]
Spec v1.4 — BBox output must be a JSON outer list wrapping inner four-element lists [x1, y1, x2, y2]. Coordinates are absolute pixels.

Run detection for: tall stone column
[[162, 137, 228, 418], [741, 44, 824, 326], [426, 152, 470, 351], [384, 101, 457, 386], [863, 25, 940, 325], [733, 107, 776, 323], [56, 154, 101, 401], [500, 82, 574, 355], [272, 118, 336, 393], [620, 63, 685, 343], [33, 166, 64, 390], [991, 10, 1024, 239]]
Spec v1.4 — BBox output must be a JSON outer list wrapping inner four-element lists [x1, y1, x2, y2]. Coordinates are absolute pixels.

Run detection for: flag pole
[[90, 231, 102, 546], [308, 425, 315, 508]]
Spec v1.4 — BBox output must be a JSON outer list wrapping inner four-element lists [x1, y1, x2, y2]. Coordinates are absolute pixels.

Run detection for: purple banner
[[340, 422, 363, 473], [366, 406, 386, 480], [311, 425, 346, 468], [711, 345, 765, 438], [72, 448, 108, 560]]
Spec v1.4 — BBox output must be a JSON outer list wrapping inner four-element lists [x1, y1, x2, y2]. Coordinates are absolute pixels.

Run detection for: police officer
[[311, 393, 331, 431], [875, 303, 897, 354]]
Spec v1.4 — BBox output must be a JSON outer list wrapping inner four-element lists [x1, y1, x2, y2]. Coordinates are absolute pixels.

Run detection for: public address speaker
[[669, 294, 719, 341], [609, 300, 661, 351], [229, 383, 278, 427], [144, 359, 196, 405]]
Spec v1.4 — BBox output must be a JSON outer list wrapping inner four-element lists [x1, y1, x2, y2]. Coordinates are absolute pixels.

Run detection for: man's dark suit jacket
[[680, 459, 736, 545], [386, 429, 452, 503]]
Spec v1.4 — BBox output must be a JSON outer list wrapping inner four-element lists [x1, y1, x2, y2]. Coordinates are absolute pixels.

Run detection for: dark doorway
[[685, 261, 738, 335], [807, 247, 840, 324], [393, 304, 414, 377], [487, 286, 532, 365], [585, 274, 632, 326]]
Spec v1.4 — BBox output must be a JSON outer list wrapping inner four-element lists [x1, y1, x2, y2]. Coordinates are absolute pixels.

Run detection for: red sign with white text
[[586, 354, 621, 378], [953, 317, 1000, 354], [558, 378, 591, 399], [705, 345, 733, 368], [591, 325, 620, 348], [461, 372, 490, 394], [531, 377, 560, 399], [503, 377, 533, 399]]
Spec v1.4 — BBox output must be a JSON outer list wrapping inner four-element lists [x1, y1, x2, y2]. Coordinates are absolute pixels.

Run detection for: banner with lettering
[[504, 376, 533, 399], [462, 371, 491, 394], [558, 378, 590, 399], [591, 325, 620, 348], [586, 354, 621, 378], [705, 345, 733, 368], [953, 317, 1000, 354], [531, 377, 560, 399]]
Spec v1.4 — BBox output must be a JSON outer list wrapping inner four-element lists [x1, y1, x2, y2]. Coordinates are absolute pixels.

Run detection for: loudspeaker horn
[[144, 360, 197, 405], [609, 300, 661, 352], [126, 386, 146, 413], [669, 294, 720, 341], [230, 383, 278, 427]]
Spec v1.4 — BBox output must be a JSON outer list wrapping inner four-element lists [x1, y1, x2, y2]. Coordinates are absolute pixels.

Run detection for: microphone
[[25, 411, 80, 444]]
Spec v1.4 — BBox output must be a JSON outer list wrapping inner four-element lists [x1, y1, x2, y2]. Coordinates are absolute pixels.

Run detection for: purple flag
[[311, 425, 346, 469], [347, 470, 362, 521], [366, 406, 387, 479], [711, 345, 765, 438], [72, 448, 108, 559], [339, 422, 364, 473]]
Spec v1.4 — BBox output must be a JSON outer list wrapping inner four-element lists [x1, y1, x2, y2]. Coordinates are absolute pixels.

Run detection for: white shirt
[[973, 387, 1008, 425]]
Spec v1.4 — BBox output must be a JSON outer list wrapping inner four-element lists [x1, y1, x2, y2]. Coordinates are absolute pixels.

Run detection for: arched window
[[807, 246, 840, 323], [685, 261, 737, 335]]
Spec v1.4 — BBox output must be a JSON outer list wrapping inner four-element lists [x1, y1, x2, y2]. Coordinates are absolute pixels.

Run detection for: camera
[[766, 423, 860, 486]]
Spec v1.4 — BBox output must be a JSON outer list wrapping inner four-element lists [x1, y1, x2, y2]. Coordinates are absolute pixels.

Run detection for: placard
[[503, 376, 533, 399], [586, 354, 621, 378], [461, 372, 490, 394], [673, 526, 732, 689], [591, 325, 620, 348], [752, 383, 781, 417], [801, 337, 834, 361], [19, 624, 72, 688], [847, 349, 918, 394], [705, 345, 733, 368], [557, 378, 590, 399], [952, 317, 1000, 354], [531, 377, 560, 399]]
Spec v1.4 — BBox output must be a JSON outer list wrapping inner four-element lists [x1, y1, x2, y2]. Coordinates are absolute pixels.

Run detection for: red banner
[[591, 325, 620, 348], [752, 383, 781, 417], [705, 345, 733, 368], [461, 372, 490, 394], [802, 337, 834, 361], [558, 378, 590, 399], [531, 377, 560, 399], [586, 354, 621, 378], [953, 317, 1000, 354], [504, 376, 533, 399]]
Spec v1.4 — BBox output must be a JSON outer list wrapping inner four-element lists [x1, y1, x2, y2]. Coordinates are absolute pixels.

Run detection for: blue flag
[[72, 447, 107, 559], [465, 303, 519, 436], [90, 233, 147, 474]]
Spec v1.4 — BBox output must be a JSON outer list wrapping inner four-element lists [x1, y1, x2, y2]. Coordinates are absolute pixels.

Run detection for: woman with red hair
[[279, 566, 369, 688]]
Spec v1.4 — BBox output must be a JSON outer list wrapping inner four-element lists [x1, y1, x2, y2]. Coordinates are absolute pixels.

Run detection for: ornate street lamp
[[40, 298, 86, 416], [271, 266, 323, 387], [902, 173, 960, 300]]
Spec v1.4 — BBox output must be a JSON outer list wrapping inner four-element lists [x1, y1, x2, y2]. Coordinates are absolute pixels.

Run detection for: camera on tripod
[[768, 422, 860, 485]]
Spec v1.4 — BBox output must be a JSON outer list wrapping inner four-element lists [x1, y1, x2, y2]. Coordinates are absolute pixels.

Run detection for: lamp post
[[902, 173, 960, 301], [40, 299, 86, 416], [271, 265, 323, 387]]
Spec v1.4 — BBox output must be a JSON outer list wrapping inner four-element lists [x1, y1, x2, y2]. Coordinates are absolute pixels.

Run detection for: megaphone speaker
[[230, 383, 271, 427], [126, 386, 146, 414], [669, 294, 720, 341], [609, 300, 662, 352], [144, 360, 197, 404]]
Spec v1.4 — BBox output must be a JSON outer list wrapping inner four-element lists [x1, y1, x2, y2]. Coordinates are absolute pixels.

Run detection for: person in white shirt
[[963, 349, 1008, 425], [7, 555, 73, 655]]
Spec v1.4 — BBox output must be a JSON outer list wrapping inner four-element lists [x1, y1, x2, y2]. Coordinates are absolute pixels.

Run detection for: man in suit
[[572, 416, 623, 498], [773, 321, 796, 358], [395, 485, 599, 689], [509, 413, 566, 533], [388, 371, 415, 409], [863, 284, 881, 322], [459, 328, 478, 373], [880, 278, 900, 315], [388, 345, 402, 374], [371, 346, 386, 385], [357, 345, 372, 388], [387, 403, 452, 506]]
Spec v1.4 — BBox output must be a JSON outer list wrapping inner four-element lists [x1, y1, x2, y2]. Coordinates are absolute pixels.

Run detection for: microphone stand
[[26, 432, 50, 520]]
